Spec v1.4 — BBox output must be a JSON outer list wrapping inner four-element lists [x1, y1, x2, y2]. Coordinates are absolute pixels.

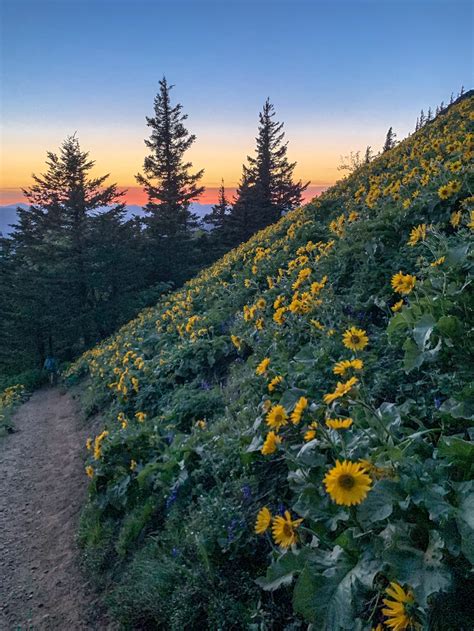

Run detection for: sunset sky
[[1, 0, 472, 206]]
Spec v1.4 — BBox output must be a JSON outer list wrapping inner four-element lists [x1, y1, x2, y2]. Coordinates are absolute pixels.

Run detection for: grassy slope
[[70, 95, 473, 630]]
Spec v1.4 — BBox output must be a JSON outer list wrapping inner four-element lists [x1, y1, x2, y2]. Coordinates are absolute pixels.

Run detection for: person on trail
[[43, 355, 59, 386]]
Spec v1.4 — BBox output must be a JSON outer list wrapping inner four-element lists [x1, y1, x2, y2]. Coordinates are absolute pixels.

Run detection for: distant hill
[[0, 203, 214, 236]]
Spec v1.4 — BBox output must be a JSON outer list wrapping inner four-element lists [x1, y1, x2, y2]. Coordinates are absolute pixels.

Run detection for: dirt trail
[[0, 388, 112, 630]]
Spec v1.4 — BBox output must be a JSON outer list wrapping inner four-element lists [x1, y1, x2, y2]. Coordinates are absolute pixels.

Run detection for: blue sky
[[1, 0, 472, 201]]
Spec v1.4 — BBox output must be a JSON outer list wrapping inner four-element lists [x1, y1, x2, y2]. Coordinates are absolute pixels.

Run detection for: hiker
[[43, 355, 59, 386]]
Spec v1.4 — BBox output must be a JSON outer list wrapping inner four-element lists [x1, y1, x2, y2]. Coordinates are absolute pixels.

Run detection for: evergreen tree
[[364, 146, 373, 164], [226, 99, 308, 244], [136, 77, 205, 285], [2, 136, 133, 370], [383, 127, 397, 152], [203, 179, 230, 232], [419, 109, 426, 127]]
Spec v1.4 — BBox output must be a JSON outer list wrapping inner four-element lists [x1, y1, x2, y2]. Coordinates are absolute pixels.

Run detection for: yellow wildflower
[[391, 300, 404, 312], [266, 405, 288, 430], [256, 357, 271, 376], [333, 358, 363, 375], [271, 511, 303, 548], [407, 223, 426, 246], [291, 397, 308, 425], [255, 507, 272, 534], [382, 582, 417, 631], [323, 377, 358, 404], [326, 417, 353, 429], [324, 460, 372, 506], [450, 210, 462, 227], [261, 431, 282, 455], [391, 272, 416, 295], [342, 327, 369, 351], [268, 375, 283, 392]]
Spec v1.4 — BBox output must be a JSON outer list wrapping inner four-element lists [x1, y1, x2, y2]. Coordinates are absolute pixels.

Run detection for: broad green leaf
[[383, 530, 451, 605], [292, 546, 379, 628], [256, 549, 307, 591], [455, 481, 474, 564], [413, 313, 436, 350], [357, 480, 400, 527]]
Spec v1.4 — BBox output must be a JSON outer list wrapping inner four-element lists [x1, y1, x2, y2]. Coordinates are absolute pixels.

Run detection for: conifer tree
[[3, 136, 131, 368], [383, 127, 397, 152], [203, 179, 230, 232], [226, 99, 308, 245], [136, 77, 205, 285], [364, 146, 373, 164]]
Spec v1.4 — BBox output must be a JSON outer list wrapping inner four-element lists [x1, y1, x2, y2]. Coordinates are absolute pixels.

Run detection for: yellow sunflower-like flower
[[266, 405, 288, 430], [261, 431, 282, 455], [85, 465, 94, 479], [382, 582, 416, 631], [430, 256, 445, 267], [342, 327, 369, 351], [407, 223, 427, 246], [391, 272, 416, 295], [130, 459, 137, 471], [86, 437, 92, 451], [326, 417, 353, 430], [438, 184, 451, 200], [447, 179, 461, 194], [291, 396, 308, 424], [391, 300, 404, 312], [256, 357, 271, 376], [196, 419, 207, 429], [323, 460, 372, 506], [135, 411, 147, 423], [450, 210, 462, 227], [271, 510, 303, 548], [268, 375, 283, 392], [231, 334, 242, 350], [323, 376, 359, 404], [255, 506, 272, 534], [333, 358, 364, 376], [304, 421, 318, 441]]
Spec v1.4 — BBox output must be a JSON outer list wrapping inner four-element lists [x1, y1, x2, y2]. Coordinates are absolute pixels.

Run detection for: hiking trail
[[0, 388, 113, 630]]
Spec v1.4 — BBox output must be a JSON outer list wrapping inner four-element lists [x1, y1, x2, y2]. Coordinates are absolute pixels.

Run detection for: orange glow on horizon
[[1, 185, 328, 207]]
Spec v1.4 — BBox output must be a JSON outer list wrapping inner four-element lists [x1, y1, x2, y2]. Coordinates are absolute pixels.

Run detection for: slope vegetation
[[68, 94, 473, 630]]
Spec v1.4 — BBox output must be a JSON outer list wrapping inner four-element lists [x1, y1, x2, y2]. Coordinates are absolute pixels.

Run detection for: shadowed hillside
[[67, 94, 473, 629]]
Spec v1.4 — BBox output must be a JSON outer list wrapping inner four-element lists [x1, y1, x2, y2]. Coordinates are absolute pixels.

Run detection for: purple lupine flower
[[241, 484, 252, 501], [166, 487, 179, 509], [434, 397, 443, 409]]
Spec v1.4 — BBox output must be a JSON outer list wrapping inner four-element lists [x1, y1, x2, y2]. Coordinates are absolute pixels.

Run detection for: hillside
[[68, 95, 473, 630]]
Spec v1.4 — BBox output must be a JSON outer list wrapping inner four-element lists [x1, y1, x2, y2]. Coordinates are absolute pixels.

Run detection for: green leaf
[[402, 338, 424, 372], [256, 549, 307, 591], [446, 244, 469, 266], [294, 344, 317, 365], [413, 313, 436, 350], [383, 530, 451, 605], [455, 481, 474, 564], [280, 387, 307, 409], [437, 436, 474, 476], [292, 546, 379, 628], [439, 397, 474, 420], [357, 480, 400, 527]]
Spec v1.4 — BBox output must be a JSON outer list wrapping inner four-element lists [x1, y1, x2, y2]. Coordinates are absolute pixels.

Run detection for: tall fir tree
[[226, 99, 308, 245], [383, 127, 397, 152], [2, 136, 140, 372], [136, 77, 205, 285]]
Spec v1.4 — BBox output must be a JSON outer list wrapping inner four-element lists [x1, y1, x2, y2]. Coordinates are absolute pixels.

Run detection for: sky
[[0, 0, 472, 205]]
